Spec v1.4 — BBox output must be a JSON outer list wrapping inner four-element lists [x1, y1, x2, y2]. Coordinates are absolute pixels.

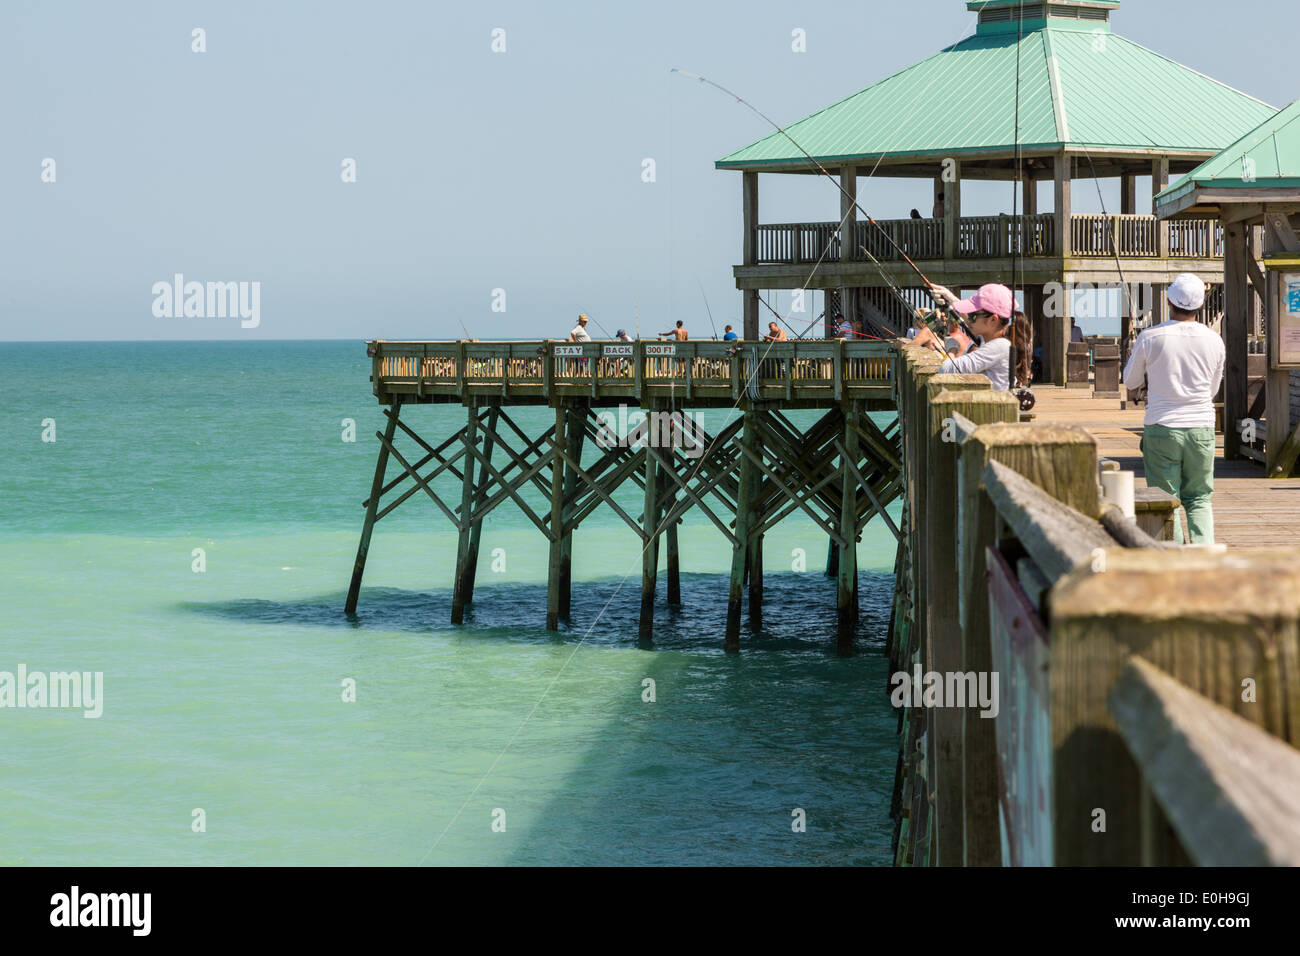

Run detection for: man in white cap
[[1122, 273, 1225, 544]]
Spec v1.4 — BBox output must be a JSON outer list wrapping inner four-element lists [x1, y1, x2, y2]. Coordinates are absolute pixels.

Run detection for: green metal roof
[[1155, 98, 1300, 215], [716, 16, 1275, 170]]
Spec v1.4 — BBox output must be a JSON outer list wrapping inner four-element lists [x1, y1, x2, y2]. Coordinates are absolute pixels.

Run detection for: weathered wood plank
[[1111, 657, 1300, 866]]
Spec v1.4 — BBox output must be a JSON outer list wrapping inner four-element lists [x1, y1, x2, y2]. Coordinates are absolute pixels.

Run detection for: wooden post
[[462, 405, 498, 605], [825, 534, 838, 577], [452, 405, 483, 624], [726, 411, 757, 651], [748, 421, 765, 629], [666, 516, 681, 605], [744, 171, 760, 340], [924, 376, 996, 864], [1054, 152, 1072, 259], [640, 440, 659, 640], [837, 406, 862, 647], [1049, 550, 1300, 865], [1120, 171, 1136, 216], [957, 416, 1096, 868], [451, 405, 480, 625], [1224, 223, 1249, 460], [841, 166, 858, 261], [557, 404, 586, 619], [1264, 223, 1294, 474], [1152, 157, 1170, 257], [943, 159, 961, 261], [345, 405, 400, 615], [546, 403, 567, 631]]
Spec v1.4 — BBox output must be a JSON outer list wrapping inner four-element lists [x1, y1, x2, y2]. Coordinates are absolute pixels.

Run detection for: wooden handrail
[[1111, 657, 1300, 866], [980, 458, 1117, 582], [366, 339, 896, 404]]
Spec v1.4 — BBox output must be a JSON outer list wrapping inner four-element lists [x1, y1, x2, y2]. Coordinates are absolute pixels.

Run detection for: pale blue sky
[[1, 0, 1293, 341]]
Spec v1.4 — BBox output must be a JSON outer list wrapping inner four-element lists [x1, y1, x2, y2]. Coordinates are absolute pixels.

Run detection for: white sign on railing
[[645, 344, 677, 356], [553, 345, 586, 357], [602, 344, 634, 357]]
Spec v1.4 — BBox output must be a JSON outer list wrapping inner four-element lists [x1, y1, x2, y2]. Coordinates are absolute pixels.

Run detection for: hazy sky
[[2, 0, 1293, 341]]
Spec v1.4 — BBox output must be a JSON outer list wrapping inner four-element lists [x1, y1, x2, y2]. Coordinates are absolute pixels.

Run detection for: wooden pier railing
[[366, 339, 896, 407], [753, 214, 1223, 264], [890, 346, 1300, 867]]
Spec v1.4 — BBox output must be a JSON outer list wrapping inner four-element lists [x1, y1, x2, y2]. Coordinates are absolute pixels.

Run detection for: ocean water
[[0, 341, 901, 866]]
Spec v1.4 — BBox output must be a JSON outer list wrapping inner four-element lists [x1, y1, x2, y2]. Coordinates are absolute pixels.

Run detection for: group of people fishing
[[563, 270, 1221, 545], [566, 314, 792, 345]]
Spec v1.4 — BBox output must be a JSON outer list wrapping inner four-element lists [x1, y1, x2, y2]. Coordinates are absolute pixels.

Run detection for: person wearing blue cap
[[1123, 273, 1225, 544]]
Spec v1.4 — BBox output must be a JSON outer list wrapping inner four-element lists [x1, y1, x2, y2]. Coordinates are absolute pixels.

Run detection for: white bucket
[[1101, 470, 1136, 519]]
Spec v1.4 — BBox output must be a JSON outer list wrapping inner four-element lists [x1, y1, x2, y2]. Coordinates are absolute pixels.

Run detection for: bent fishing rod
[[672, 68, 975, 349]]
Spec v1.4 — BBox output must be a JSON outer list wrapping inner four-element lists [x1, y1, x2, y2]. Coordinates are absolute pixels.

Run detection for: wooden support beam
[[943, 159, 961, 261], [640, 444, 659, 640], [726, 412, 757, 652], [837, 407, 861, 648], [546, 404, 567, 631], [462, 406, 499, 607], [1152, 157, 1170, 257], [666, 514, 681, 606], [1054, 152, 1072, 259], [557, 404, 586, 619], [451, 404, 480, 624], [1223, 223, 1250, 460], [345, 405, 400, 614]]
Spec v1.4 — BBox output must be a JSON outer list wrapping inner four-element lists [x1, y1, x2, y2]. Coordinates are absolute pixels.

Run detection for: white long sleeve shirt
[[939, 336, 1012, 391], [1122, 320, 1225, 428]]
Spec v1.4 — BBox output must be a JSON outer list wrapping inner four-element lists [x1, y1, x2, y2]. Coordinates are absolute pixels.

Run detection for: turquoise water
[[0, 341, 901, 866]]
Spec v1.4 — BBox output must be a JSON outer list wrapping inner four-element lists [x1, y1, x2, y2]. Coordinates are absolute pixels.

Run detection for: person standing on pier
[[570, 314, 592, 343], [1122, 274, 1224, 545], [763, 321, 787, 342], [722, 324, 738, 341], [911, 283, 1030, 391], [659, 320, 689, 341]]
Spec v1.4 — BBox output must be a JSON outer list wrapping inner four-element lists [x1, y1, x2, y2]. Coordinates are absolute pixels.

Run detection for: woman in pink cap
[[908, 283, 1030, 390]]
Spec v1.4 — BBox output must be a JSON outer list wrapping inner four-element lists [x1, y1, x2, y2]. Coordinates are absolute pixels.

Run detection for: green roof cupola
[[969, 0, 1119, 35]]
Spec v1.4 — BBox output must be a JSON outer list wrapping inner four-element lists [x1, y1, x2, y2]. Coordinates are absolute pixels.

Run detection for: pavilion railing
[[753, 214, 1226, 264], [1168, 218, 1224, 258], [955, 213, 1055, 258]]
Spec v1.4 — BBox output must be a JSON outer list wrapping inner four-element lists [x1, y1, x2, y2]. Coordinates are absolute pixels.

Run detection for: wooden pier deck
[[1028, 386, 1300, 550]]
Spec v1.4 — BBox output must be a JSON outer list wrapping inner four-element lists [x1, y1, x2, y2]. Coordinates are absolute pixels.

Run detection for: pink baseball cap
[[953, 284, 1015, 320]]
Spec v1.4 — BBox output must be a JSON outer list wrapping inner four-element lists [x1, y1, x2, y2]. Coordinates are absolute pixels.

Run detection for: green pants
[[1142, 424, 1215, 545]]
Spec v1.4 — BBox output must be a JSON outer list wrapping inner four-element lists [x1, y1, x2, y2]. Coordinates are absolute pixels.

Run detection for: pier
[[887, 348, 1300, 866], [346, 338, 903, 650], [343, 0, 1300, 867]]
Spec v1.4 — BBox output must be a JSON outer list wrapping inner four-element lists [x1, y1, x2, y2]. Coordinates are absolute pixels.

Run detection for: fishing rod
[[582, 312, 616, 339], [672, 68, 973, 347], [696, 277, 721, 339]]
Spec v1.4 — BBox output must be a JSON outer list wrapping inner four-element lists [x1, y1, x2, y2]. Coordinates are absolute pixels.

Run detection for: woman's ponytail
[[1010, 312, 1033, 387]]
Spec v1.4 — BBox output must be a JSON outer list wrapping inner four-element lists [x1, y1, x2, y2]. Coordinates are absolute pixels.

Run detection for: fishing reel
[[1015, 388, 1036, 412]]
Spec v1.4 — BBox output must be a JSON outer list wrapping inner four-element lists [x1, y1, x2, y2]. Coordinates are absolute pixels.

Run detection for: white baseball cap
[[1167, 273, 1206, 311]]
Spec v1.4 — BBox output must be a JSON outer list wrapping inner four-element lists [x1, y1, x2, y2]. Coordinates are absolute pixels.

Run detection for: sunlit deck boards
[[365, 339, 896, 408], [1030, 386, 1300, 550]]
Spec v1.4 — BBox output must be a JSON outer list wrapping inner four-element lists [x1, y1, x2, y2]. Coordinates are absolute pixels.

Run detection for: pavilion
[[716, 0, 1276, 384], [1157, 96, 1300, 474]]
